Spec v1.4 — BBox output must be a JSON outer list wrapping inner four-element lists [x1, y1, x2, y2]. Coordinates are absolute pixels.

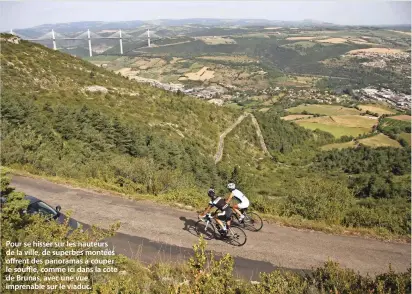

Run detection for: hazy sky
[[1, 1, 411, 31]]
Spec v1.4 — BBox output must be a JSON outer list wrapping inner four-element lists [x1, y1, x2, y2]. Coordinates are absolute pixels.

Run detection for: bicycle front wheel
[[225, 226, 247, 246], [244, 212, 263, 232], [195, 220, 216, 240]]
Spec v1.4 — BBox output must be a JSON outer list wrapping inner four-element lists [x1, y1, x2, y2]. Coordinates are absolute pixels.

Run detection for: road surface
[[11, 175, 411, 279]]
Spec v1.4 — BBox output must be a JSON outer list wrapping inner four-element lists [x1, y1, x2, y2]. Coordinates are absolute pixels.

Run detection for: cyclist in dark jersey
[[199, 188, 233, 235]]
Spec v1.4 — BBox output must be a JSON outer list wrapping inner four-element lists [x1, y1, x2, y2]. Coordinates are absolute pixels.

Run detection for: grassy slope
[[0, 36, 240, 157], [359, 133, 401, 148]]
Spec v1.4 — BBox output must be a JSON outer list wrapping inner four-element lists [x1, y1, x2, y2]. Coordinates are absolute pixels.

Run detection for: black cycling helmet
[[207, 188, 215, 198]]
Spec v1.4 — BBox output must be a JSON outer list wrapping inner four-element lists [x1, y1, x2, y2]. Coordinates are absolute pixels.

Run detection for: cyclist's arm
[[200, 205, 213, 217], [225, 192, 234, 203]]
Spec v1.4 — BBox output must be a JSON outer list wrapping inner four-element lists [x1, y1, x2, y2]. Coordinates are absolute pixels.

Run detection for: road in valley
[[11, 175, 411, 280]]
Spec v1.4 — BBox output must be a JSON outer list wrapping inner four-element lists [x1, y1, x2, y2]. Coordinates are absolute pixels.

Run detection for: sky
[[0, 1, 411, 31]]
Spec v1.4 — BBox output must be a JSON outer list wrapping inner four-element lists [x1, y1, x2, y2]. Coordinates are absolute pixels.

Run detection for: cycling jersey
[[232, 189, 248, 203], [209, 197, 232, 221], [231, 189, 250, 209], [209, 197, 229, 211]]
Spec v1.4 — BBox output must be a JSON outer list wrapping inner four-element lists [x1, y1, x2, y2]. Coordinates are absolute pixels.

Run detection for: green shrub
[[281, 177, 355, 225]]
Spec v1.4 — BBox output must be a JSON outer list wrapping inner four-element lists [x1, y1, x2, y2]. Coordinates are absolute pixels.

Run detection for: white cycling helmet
[[227, 183, 236, 190]]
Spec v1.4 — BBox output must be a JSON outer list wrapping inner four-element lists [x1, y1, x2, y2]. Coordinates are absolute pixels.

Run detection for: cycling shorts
[[217, 207, 232, 221], [237, 198, 250, 209]]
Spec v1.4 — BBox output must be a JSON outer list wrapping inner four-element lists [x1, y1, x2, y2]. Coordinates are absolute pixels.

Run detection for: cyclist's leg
[[215, 213, 226, 230], [237, 199, 249, 220], [232, 203, 242, 217], [226, 208, 233, 228]]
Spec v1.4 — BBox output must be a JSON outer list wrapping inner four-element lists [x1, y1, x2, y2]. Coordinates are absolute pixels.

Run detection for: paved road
[[11, 175, 411, 278]]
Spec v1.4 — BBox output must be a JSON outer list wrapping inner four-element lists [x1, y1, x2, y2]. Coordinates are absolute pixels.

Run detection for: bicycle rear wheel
[[224, 226, 247, 246], [195, 220, 216, 240], [244, 212, 263, 232]]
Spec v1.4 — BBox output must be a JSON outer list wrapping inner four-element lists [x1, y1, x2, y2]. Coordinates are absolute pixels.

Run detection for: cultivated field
[[180, 66, 215, 81], [358, 104, 396, 116], [286, 36, 317, 40], [281, 114, 314, 121], [294, 112, 376, 138], [197, 36, 237, 45], [387, 115, 412, 121], [296, 121, 370, 138], [347, 48, 404, 54], [399, 133, 411, 145], [321, 141, 356, 150], [320, 134, 402, 149], [317, 38, 347, 44], [286, 104, 361, 116], [296, 115, 376, 128], [330, 115, 378, 128], [197, 55, 257, 63], [358, 134, 401, 148]]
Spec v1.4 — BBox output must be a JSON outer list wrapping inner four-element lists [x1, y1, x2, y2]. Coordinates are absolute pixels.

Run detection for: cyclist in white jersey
[[225, 183, 249, 221]]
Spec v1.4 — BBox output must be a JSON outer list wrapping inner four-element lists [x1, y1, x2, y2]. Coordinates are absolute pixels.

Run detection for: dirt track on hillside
[[11, 175, 411, 277], [214, 113, 272, 163]]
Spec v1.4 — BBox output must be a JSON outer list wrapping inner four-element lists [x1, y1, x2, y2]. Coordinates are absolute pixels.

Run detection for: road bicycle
[[231, 208, 263, 232], [195, 213, 247, 247]]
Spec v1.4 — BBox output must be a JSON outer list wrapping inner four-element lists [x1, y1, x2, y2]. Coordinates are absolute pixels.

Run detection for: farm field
[[286, 104, 361, 116], [387, 115, 412, 121], [295, 115, 376, 137], [399, 133, 411, 145], [196, 55, 258, 63], [296, 121, 370, 138], [347, 48, 405, 54], [281, 114, 314, 121], [320, 141, 356, 150], [320, 133, 402, 149], [380, 117, 411, 133], [358, 104, 396, 116], [358, 133, 401, 148]]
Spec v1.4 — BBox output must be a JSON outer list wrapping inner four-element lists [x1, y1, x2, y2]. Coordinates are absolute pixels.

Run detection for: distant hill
[[10, 18, 340, 37]]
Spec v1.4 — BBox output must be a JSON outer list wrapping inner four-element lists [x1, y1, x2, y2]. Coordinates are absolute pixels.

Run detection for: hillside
[[0, 34, 242, 193]]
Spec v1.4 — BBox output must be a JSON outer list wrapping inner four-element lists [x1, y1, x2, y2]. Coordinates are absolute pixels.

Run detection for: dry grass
[[358, 104, 395, 116], [331, 115, 378, 128], [317, 38, 347, 44], [296, 115, 376, 138], [358, 134, 402, 148], [114, 67, 139, 77], [347, 38, 378, 46], [281, 114, 314, 121], [388, 115, 412, 121], [183, 66, 215, 81], [287, 104, 361, 116], [399, 133, 411, 146], [170, 57, 183, 64], [296, 121, 370, 138], [387, 30, 412, 36], [131, 58, 167, 69], [197, 55, 257, 63], [198, 36, 237, 45], [286, 36, 317, 41], [321, 141, 356, 150], [347, 48, 404, 54]]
